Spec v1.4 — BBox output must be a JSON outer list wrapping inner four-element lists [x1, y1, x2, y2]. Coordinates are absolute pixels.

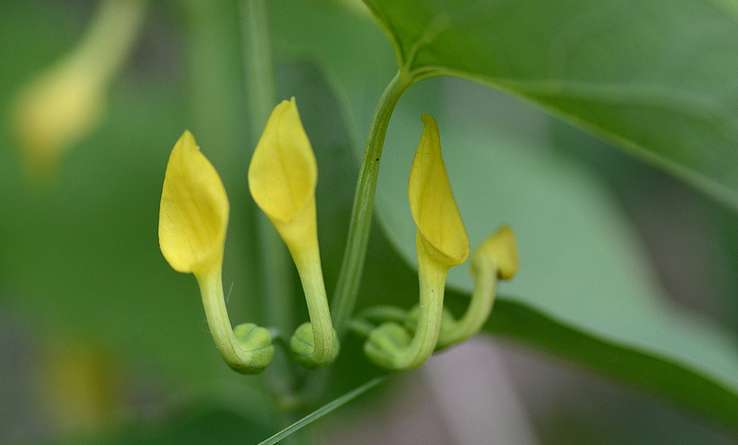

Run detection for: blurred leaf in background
[[49, 405, 269, 445], [11, 0, 145, 177], [0, 0, 264, 417], [363, 0, 738, 208]]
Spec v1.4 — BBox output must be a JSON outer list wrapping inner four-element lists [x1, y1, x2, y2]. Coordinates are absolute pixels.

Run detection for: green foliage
[[2, 0, 738, 442], [363, 0, 738, 208], [480, 297, 738, 430]]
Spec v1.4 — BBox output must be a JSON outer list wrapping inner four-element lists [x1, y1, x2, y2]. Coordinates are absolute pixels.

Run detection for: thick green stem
[[403, 236, 448, 367], [331, 70, 412, 334], [282, 201, 339, 367], [363, 235, 448, 370]]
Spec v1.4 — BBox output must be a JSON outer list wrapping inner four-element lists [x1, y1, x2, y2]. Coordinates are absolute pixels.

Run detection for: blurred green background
[[1, 0, 736, 444]]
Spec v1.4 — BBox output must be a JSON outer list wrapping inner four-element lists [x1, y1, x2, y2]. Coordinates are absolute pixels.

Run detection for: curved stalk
[[363, 235, 449, 370], [440, 256, 497, 346], [197, 264, 274, 374], [286, 204, 340, 367], [331, 70, 412, 334]]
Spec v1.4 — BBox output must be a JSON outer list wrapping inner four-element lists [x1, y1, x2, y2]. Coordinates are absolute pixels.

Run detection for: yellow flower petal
[[248, 98, 317, 224], [13, 63, 104, 175], [408, 114, 469, 267], [158, 131, 229, 275], [473, 225, 518, 280]]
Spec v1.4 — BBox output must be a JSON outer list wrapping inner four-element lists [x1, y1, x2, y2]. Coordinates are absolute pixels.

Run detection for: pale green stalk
[[331, 70, 412, 334]]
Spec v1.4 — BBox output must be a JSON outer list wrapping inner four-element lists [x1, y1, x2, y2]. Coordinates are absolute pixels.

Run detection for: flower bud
[[248, 98, 338, 367], [473, 225, 518, 280], [159, 131, 273, 373], [365, 114, 468, 370], [159, 131, 228, 276], [408, 114, 469, 267]]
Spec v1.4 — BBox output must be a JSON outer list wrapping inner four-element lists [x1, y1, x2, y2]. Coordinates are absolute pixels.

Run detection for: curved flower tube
[[365, 114, 469, 370], [404, 225, 518, 348], [159, 131, 273, 373], [248, 98, 339, 367], [440, 225, 518, 347]]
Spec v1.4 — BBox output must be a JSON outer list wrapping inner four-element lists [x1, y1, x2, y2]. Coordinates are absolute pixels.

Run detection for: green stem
[[258, 377, 386, 445], [241, 0, 296, 401], [331, 70, 412, 334], [443, 256, 497, 345], [290, 227, 339, 365], [363, 235, 448, 370], [183, 0, 244, 166], [243, 0, 276, 126], [403, 236, 448, 367]]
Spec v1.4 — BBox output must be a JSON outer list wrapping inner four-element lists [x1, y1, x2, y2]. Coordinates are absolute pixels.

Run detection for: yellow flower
[[365, 114, 468, 370], [12, 0, 144, 177], [473, 224, 518, 280], [248, 98, 317, 233], [159, 131, 273, 373], [13, 62, 105, 175], [409, 113, 469, 267], [248, 98, 338, 367], [159, 131, 228, 276]]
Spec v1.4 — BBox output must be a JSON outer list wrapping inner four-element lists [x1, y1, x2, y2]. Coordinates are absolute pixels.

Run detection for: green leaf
[[478, 297, 738, 431], [360, 216, 738, 431], [376, 80, 738, 398], [360, 206, 738, 431], [363, 0, 738, 207]]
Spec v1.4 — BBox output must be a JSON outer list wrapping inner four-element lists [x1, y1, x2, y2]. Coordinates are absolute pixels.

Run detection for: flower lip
[[473, 224, 518, 280], [248, 97, 317, 224], [408, 114, 469, 267], [158, 130, 229, 275]]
